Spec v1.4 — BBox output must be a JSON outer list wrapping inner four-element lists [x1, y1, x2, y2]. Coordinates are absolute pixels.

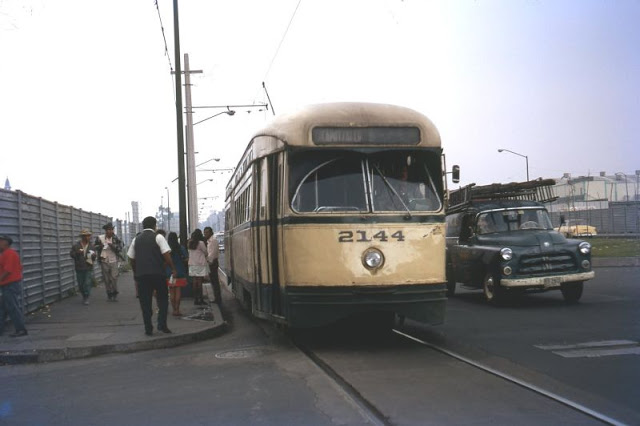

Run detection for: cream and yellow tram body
[[221, 103, 448, 328]]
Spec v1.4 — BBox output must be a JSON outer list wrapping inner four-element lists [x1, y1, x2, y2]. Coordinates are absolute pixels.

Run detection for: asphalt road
[[0, 266, 637, 425], [0, 293, 370, 426], [411, 266, 640, 424]]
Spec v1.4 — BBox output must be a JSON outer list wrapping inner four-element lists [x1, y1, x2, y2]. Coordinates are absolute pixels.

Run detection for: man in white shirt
[[128, 216, 176, 336], [95, 222, 123, 301], [203, 227, 221, 305]]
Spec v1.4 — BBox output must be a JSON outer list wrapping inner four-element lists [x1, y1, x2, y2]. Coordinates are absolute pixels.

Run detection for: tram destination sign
[[312, 126, 421, 145]]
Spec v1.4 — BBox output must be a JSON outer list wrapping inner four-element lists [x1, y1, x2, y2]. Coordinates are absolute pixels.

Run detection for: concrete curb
[[0, 320, 228, 365], [592, 257, 640, 268], [0, 296, 229, 365]]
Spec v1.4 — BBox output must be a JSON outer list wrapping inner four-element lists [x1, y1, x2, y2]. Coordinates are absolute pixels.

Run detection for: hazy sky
[[1, 0, 638, 222]]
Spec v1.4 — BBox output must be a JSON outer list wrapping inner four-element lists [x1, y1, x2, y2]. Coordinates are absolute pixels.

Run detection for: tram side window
[[292, 158, 366, 213], [233, 187, 251, 225]]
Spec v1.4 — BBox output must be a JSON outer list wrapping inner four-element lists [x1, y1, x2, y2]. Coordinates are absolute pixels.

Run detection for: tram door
[[254, 155, 282, 316]]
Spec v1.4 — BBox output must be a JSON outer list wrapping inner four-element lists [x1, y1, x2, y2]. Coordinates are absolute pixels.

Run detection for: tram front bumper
[[284, 283, 447, 328]]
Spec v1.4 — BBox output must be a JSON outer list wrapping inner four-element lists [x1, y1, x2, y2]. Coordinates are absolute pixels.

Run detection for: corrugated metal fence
[[549, 201, 640, 235], [0, 188, 114, 313]]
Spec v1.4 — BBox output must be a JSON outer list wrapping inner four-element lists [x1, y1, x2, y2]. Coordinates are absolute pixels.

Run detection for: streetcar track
[[293, 340, 391, 426], [291, 324, 628, 426], [392, 328, 626, 426]]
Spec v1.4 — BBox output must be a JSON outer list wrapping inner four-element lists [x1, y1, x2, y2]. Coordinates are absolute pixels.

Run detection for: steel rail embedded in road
[[392, 329, 626, 426], [293, 341, 391, 426]]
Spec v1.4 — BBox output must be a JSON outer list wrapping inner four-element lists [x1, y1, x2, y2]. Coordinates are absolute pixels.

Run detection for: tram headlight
[[500, 247, 513, 261], [579, 242, 591, 254], [363, 248, 384, 270]]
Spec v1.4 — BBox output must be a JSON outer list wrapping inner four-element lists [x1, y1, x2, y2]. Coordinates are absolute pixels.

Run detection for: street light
[[498, 149, 529, 181], [197, 179, 214, 185], [165, 186, 171, 232], [193, 109, 235, 126], [186, 109, 234, 233], [196, 157, 220, 168]]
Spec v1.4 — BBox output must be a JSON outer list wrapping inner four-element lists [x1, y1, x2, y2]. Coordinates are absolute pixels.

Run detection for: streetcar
[[220, 102, 459, 328]]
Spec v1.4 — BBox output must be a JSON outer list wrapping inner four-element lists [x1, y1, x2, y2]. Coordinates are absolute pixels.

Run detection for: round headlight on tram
[[363, 248, 385, 270], [579, 242, 591, 254], [500, 247, 513, 261]]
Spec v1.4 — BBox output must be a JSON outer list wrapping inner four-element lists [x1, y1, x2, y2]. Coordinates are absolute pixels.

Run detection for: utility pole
[[183, 53, 203, 233], [165, 186, 171, 232], [172, 0, 188, 246]]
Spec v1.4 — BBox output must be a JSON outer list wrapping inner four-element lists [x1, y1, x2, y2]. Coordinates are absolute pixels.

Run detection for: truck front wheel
[[483, 273, 504, 304], [561, 281, 583, 303], [446, 263, 456, 297]]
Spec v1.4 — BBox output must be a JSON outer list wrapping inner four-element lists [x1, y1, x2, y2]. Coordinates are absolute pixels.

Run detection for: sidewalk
[[0, 271, 226, 364]]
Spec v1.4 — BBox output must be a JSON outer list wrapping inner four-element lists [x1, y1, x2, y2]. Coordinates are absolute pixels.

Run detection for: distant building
[[549, 171, 639, 213], [4, 177, 10, 191]]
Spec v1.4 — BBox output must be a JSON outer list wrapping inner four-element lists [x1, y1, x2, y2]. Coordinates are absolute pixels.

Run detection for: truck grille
[[519, 253, 576, 275]]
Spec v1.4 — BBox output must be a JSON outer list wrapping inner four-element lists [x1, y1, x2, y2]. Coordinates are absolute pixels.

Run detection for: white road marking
[[553, 346, 640, 358], [535, 340, 637, 351], [535, 340, 639, 358]]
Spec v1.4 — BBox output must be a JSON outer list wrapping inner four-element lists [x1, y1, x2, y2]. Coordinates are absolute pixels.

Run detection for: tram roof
[[252, 102, 441, 148]]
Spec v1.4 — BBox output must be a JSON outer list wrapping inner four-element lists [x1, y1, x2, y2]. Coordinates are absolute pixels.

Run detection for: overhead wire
[[154, 0, 176, 101], [263, 0, 303, 82], [254, 0, 303, 106]]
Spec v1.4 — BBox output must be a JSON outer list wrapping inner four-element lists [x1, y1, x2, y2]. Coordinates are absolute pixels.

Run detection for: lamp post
[[185, 110, 235, 234], [160, 195, 164, 229], [196, 157, 220, 168], [193, 110, 235, 126], [498, 149, 529, 181], [165, 186, 171, 232]]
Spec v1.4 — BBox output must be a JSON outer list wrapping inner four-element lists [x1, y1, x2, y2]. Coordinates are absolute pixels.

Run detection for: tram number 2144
[[338, 230, 405, 243]]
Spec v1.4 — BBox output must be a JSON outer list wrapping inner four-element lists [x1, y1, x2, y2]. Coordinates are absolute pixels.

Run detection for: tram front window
[[292, 157, 367, 212], [290, 151, 442, 213], [369, 153, 441, 212]]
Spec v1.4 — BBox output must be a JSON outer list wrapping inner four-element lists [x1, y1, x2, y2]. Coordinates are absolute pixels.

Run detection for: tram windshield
[[290, 150, 442, 213]]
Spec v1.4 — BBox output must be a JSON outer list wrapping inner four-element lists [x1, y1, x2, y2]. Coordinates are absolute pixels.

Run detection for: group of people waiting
[[0, 216, 222, 339], [68, 217, 220, 336], [126, 216, 221, 336]]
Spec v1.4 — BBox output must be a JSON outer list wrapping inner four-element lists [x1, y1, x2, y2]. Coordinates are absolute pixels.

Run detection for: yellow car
[[556, 219, 597, 237]]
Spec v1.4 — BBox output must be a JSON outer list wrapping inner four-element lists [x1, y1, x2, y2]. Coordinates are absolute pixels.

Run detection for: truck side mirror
[[452, 165, 460, 183]]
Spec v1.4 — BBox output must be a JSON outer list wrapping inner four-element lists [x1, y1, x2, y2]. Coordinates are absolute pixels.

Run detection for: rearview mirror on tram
[[452, 165, 460, 183]]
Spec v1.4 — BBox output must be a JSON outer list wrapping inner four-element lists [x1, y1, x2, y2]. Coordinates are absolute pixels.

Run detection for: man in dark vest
[[127, 216, 177, 336]]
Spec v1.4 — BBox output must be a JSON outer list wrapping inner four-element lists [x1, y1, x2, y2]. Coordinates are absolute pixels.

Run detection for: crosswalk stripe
[[552, 346, 640, 358], [534, 340, 637, 351], [535, 340, 639, 358]]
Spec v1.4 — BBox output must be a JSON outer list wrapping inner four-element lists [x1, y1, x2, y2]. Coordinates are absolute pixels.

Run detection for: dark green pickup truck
[[445, 180, 595, 304]]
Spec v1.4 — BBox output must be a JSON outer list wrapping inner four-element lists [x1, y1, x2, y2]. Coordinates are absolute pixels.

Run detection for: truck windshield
[[290, 150, 442, 213], [476, 208, 553, 234]]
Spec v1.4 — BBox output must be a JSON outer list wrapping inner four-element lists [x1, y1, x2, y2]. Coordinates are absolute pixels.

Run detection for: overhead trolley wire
[[154, 0, 176, 101], [254, 0, 303, 108], [263, 0, 303, 82]]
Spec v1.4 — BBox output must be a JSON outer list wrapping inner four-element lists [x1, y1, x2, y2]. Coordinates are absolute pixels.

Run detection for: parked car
[[445, 180, 595, 304], [555, 219, 597, 238]]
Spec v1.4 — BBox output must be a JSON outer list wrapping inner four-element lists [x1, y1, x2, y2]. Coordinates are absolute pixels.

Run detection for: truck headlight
[[579, 242, 591, 254], [363, 248, 384, 270], [500, 248, 513, 261]]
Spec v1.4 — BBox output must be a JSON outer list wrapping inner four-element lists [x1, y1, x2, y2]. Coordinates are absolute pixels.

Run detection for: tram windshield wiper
[[371, 163, 412, 219]]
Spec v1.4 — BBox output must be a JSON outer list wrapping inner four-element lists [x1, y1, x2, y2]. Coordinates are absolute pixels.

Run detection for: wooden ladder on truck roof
[[447, 178, 558, 213]]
